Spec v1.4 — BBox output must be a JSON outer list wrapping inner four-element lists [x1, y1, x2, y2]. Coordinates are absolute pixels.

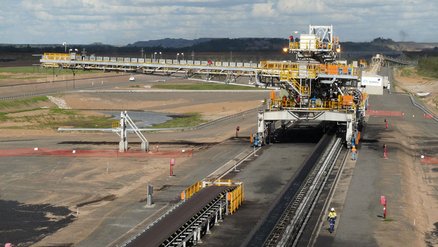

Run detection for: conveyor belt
[[243, 133, 334, 246], [126, 186, 230, 247]]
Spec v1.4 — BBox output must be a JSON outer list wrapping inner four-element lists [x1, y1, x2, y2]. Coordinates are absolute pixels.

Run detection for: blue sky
[[0, 0, 437, 45]]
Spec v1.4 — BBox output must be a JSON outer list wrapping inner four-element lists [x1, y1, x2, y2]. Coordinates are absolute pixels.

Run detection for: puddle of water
[[102, 111, 172, 128]]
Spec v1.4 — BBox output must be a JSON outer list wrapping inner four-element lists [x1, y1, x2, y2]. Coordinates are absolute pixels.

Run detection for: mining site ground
[[0, 72, 269, 246], [1, 67, 438, 247]]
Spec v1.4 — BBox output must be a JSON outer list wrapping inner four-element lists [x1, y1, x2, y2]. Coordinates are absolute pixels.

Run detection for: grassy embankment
[[398, 57, 438, 108], [0, 66, 95, 80], [417, 57, 438, 78], [0, 96, 204, 129], [398, 57, 438, 78], [0, 96, 114, 129], [418, 57, 438, 108]]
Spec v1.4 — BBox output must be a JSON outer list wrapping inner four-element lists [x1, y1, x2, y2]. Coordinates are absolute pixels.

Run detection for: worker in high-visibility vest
[[327, 208, 337, 233], [351, 145, 357, 160]]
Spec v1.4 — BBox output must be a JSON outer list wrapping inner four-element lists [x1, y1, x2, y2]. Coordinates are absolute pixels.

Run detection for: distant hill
[[129, 38, 214, 48], [190, 38, 288, 52], [127, 37, 438, 53], [2, 37, 436, 53], [1, 37, 437, 66]]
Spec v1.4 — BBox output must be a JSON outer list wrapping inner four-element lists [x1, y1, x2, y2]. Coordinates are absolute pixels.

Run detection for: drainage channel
[[244, 132, 344, 246]]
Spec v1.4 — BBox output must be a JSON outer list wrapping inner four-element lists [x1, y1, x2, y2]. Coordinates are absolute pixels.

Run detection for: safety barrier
[[227, 183, 244, 215], [202, 179, 244, 215], [180, 181, 203, 201], [269, 94, 358, 111], [181, 179, 244, 214], [43, 53, 70, 61], [261, 61, 358, 78]]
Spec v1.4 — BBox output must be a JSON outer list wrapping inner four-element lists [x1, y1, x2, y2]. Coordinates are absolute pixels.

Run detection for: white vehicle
[[360, 75, 383, 95], [129, 75, 135, 81]]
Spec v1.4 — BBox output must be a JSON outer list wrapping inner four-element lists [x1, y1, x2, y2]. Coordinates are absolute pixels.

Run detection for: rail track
[[244, 132, 345, 246]]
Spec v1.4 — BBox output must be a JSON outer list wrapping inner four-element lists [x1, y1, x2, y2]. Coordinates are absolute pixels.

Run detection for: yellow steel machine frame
[[255, 25, 368, 149]]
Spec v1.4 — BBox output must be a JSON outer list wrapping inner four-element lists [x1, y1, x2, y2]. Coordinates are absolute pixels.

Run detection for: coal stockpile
[[0, 200, 75, 246]]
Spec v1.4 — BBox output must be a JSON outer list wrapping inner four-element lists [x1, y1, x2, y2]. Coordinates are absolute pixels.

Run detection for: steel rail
[[243, 133, 334, 246], [409, 93, 438, 123], [264, 137, 342, 246], [243, 132, 344, 247], [286, 138, 342, 247]]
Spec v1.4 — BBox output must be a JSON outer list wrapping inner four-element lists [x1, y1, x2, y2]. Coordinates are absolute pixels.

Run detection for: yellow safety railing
[[227, 183, 244, 215], [270, 95, 360, 111], [264, 61, 358, 81], [179, 179, 244, 215], [290, 78, 309, 95], [43, 53, 70, 61], [180, 181, 203, 200]]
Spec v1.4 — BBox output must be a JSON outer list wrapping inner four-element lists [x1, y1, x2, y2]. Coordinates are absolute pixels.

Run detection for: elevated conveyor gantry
[[39, 25, 366, 147]]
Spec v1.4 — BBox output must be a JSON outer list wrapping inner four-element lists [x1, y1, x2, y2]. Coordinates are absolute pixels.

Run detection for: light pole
[[336, 46, 341, 60], [154, 52, 157, 61], [159, 52, 162, 60], [72, 69, 76, 89], [62, 42, 67, 53]]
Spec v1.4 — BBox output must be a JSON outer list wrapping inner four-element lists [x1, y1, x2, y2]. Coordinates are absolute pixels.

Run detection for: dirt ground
[[373, 68, 438, 246], [63, 93, 261, 120], [374, 123, 436, 246], [7, 67, 438, 246], [0, 73, 266, 245]]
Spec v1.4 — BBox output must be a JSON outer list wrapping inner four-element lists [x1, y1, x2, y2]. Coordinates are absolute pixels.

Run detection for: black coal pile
[[0, 200, 75, 246]]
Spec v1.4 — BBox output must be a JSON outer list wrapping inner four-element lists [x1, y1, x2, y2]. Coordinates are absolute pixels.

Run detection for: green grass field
[[0, 66, 96, 76], [399, 67, 415, 77], [417, 57, 438, 78], [0, 96, 48, 110], [152, 83, 262, 90], [0, 107, 114, 129], [0, 96, 114, 129]]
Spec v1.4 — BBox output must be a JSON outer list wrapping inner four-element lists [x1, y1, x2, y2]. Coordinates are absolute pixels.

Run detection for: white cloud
[[0, 0, 436, 44], [252, 2, 275, 16]]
